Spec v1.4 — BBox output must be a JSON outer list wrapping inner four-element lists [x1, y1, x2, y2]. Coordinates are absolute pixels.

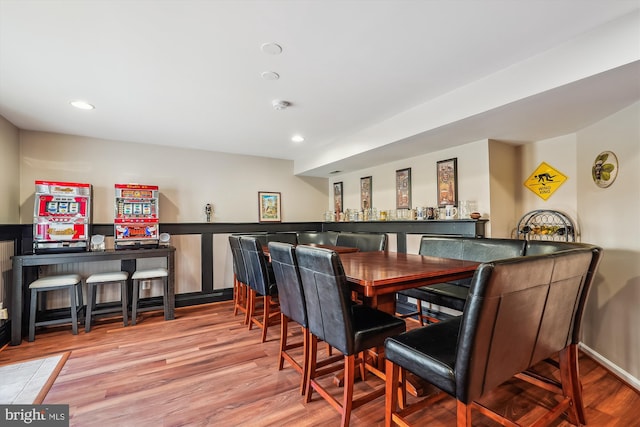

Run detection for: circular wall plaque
[[592, 151, 618, 188]]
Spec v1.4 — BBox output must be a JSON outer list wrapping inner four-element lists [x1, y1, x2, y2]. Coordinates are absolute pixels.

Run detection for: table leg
[[11, 260, 23, 345], [167, 250, 175, 320], [359, 291, 432, 396]]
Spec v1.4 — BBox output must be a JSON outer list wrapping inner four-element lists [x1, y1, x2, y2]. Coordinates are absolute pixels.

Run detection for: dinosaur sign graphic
[[524, 162, 567, 200]]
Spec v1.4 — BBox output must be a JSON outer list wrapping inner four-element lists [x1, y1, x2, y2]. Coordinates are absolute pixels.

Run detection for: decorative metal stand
[[516, 209, 576, 242]]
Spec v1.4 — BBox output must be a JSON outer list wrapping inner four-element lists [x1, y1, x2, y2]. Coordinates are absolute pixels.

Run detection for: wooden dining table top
[[338, 250, 479, 299]]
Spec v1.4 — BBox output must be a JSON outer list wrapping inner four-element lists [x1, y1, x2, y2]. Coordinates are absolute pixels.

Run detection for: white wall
[[11, 129, 330, 306], [18, 131, 328, 224], [0, 115, 20, 223], [488, 140, 519, 238], [576, 103, 640, 384], [329, 139, 491, 225]]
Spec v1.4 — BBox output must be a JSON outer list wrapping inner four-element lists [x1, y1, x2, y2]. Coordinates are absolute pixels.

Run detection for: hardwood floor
[[1, 301, 638, 426]]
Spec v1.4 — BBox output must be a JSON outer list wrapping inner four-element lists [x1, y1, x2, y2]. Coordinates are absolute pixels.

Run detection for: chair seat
[[85, 271, 129, 332], [132, 268, 168, 280], [400, 283, 469, 312], [385, 317, 461, 396], [352, 305, 407, 354], [131, 268, 169, 326], [29, 274, 83, 342], [29, 274, 82, 288], [87, 271, 128, 283]]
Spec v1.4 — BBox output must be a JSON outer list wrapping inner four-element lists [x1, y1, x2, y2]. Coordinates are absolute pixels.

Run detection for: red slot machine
[[114, 184, 159, 249], [33, 180, 92, 253]]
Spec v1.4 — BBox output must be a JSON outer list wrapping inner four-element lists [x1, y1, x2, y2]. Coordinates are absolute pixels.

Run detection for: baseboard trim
[[580, 343, 640, 392]]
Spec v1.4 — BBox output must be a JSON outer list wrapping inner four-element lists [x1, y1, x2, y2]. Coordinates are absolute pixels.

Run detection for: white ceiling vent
[[272, 100, 290, 110]]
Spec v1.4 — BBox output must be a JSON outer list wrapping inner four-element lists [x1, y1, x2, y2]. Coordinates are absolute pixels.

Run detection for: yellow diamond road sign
[[524, 162, 568, 200]]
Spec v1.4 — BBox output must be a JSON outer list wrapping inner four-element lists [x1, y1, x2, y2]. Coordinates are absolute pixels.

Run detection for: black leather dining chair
[[270, 242, 343, 395], [229, 235, 250, 321], [240, 236, 280, 342], [384, 247, 599, 427], [296, 245, 405, 427], [518, 242, 603, 424], [268, 241, 311, 394]]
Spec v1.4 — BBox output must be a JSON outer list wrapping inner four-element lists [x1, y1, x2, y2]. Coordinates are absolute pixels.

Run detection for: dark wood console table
[[10, 247, 175, 345]]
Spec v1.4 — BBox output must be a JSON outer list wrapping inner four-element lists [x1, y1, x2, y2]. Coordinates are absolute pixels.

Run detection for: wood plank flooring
[[1, 301, 638, 426]]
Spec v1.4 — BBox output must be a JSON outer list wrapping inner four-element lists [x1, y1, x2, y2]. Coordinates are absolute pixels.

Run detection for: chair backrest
[[296, 231, 339, 245], [229, 235, 250, 285], [295, 245, 355, 355], [240, 236, 271, 295], [455, 248, 596, 404], [570, 245, 602, 344], [522, 240, 603, 344], [418, 236, 525, 262], [269, 241, 307, 328], [267, 232, 299, 245], [524, 240, 584, 256], [336, 232, 387, 252]]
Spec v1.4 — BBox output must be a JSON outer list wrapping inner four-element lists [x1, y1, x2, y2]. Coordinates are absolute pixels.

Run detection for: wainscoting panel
[[0, 240, 14, 328], [213, 234, 234, 291]]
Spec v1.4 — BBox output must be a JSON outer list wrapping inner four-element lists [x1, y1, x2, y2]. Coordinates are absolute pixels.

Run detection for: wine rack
[[516, 209, 576, 242]]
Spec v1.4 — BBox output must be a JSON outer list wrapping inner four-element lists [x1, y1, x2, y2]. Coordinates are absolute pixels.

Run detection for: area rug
[[0, 352, 70, 404]]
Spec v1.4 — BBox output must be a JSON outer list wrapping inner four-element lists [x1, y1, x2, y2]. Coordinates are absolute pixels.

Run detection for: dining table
[[338, 250, 479, 315], [337, 250, 480, 396]]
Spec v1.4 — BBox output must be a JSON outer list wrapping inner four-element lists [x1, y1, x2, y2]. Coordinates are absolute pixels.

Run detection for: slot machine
[[114, 184, 159, 249], [33, 180, 92, 253]]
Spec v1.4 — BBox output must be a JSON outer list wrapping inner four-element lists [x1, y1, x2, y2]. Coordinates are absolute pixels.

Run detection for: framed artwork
[[437, 158, 458, 207], [360, 176, 372, 211], [333, 182, 343, 213], [258, 191, 281, 222], [592, 151, 618, 188], [395, 168, 411, 209]]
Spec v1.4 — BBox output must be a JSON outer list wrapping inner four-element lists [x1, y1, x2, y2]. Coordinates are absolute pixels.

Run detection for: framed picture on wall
[[333, 182, 343, 214], [396, 168, 411, 209], [258, 191, 281, 222], [437, 158, 458, 207], [360, 176, 372, 211]]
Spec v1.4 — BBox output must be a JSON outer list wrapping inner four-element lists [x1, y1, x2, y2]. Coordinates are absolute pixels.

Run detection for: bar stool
[[85, 271, 129, 332], [131, 267, 169, 325], [28, 273, 83, 342]]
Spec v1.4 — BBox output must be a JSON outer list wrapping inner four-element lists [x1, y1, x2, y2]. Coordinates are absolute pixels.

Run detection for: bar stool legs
[[131, 268, 169, 325], [85, 271, 129, 332], [28, 274, 83, 342]]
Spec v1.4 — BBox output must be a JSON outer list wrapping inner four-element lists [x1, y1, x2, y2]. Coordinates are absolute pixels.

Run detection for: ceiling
[[1, 1, 639, 177]]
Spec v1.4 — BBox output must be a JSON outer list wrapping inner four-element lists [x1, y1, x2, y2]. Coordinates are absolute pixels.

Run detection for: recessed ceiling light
[[261, 42, 283, 55], [261, 71, 280, 81], [291, 135, 305, 143], [70, 100, 94, 110]]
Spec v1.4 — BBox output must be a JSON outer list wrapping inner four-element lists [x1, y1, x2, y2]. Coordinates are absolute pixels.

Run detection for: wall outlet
[[141, 281, 151, 290], [0, 308, 8, 320]]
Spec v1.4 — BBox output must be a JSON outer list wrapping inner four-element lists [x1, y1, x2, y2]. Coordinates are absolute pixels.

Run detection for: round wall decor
[[592, 151, 618, 188]]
